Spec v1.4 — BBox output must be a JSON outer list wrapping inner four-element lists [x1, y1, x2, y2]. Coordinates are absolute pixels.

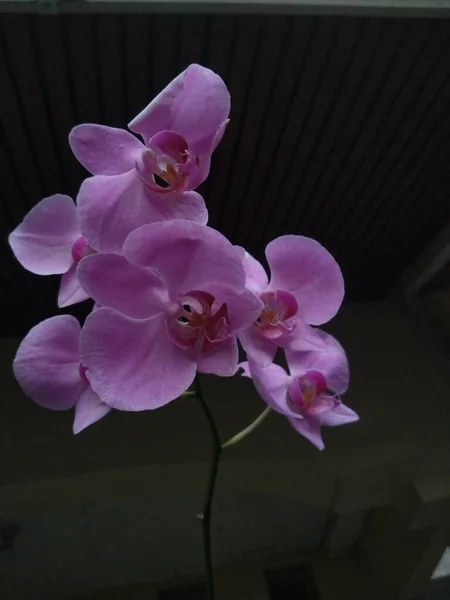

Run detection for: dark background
[[2, 13, 450, 335]]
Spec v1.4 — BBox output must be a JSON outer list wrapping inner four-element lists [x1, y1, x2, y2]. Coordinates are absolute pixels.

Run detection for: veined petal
[[288, 417, 324, 450], [80, 308, 196, 411], [215, 288, 263, 333], [144, 190, 208, 225], [285, 330, 349, 394], [69, 124, 144, 175], [9, 195, 79, 275], [238, 328, 276, 368], [123, 220, 245, 297], [77, 254, 168, 319], [266, 235, 344, 325], [196, 336, 239, 376], [13, 315, 84, 410], [58, 263, 90, 308], [129, 64, 230, 155], [77, 171, 163, 253], [246, 358, 299, 418], [73, 387, 111, 434], [319, 403, 359, 427], [235, 246, 268, 293]]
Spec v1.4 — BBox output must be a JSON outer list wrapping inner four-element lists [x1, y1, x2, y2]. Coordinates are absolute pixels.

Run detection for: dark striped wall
[[1, 13, 450, 335]]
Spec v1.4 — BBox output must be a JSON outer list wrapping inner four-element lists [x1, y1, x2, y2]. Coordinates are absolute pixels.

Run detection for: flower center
[[167, 290, 231, 353], [71, 237, 95, 264], [254, 290, 298, 339], [288, 371, 338, 417], [136, 131, 191, 195]]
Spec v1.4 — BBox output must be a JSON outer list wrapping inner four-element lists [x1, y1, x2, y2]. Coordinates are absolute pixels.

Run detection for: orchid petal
[[9, 195, 79, 275], [13, 315, 84, 410], [69, 124, 144, 175], [77, 254, 168, 319], [123, 220, 245, 297], [285, 331, 349, 394], [266, 236, 344, 325], [73, 387, 111, 434], [129, 64, 230, 155], [143, 190, 208, 225], [277, 318, 326, 352], [196, 336, 239, 376], [235, 246, 268, 293], [288, 417, 324, 450], [246, 359, 299, 418], [319, 403, 359, 427], [238, 328, 276, 368], [215, 288, 263, 333], [80, 308, 196, 411], [77, 170, 162, 253], [58, 263, 90, 308]]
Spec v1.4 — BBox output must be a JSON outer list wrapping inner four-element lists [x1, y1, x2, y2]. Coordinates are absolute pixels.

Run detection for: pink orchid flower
[[13, 315, 111, 434], [8, 194, 93, 307], [69, 64, 230, 253], [236, 236, 345, 367], [77, 220, 263, 411], [240, 331, 358, 450]]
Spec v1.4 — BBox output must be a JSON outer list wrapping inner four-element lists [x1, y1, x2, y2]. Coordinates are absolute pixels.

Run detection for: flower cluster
[[9, 65, 358, 448]]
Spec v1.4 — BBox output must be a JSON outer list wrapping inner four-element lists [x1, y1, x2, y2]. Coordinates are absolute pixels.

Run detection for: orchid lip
[[288, 371, 339, 417], [166, 290, 231, 353], [254, 289, 298, 339]]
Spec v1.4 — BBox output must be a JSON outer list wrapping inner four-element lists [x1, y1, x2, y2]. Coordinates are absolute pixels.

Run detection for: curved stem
[[195, 375, 222, 600], [222, 406, 272, 448]]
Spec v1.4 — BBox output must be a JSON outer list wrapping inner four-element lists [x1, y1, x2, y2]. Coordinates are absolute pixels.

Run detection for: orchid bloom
[[240, 331, 358, 450], [8, 194, 93, 307], [13, 315, 110, 434], [236, 236, 345, 367], [69, 64, 230, 253], [77, 220, 263, 411]]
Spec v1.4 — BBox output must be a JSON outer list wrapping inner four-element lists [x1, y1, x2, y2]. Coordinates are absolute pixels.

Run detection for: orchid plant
[[9, 64, 358, 599]]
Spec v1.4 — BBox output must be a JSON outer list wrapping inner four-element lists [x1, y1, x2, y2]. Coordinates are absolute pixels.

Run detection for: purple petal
[[129, 64, 230, 155], [235, 246, 268, 293], [319, 403, 359, 427], [288, 417, 324, 450], [80, 308, 196, 411], [144, 190, 208, 225], [69, 124, 144, 175], [13, 315, 84, 410], [277, 318, 326, 352], [266, 236, 344, 325], [196, 336, 239, 376], [285, 330, 349, 394], [77, 170, 163, 253], [9, 195, 79, 275], [77, 254, 169, 319], [123, 220, 245, 296], [73, 387, 111, 434], [238, 328, 276, 368], [215, 288, 263, 333], [58, 263, 90, 308], [246, 359, 298, 418]]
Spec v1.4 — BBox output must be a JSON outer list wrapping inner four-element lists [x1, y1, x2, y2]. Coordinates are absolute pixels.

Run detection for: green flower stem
[[194, 379, 272, 600], [195, 375, 222, 600], [222, 406, 272, 448]]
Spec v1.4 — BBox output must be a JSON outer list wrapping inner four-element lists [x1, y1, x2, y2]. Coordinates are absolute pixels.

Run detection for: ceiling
[[1, 12, 450, 336]]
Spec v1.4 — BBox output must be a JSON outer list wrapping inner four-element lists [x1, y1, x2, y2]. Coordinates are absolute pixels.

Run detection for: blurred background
[[1, 2, 450, 598]]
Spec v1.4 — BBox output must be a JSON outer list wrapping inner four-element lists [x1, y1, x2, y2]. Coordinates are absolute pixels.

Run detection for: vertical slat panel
[[208, 15, 262, 229], [33, 16, 84, 196], [2, 13, 450, 334]]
